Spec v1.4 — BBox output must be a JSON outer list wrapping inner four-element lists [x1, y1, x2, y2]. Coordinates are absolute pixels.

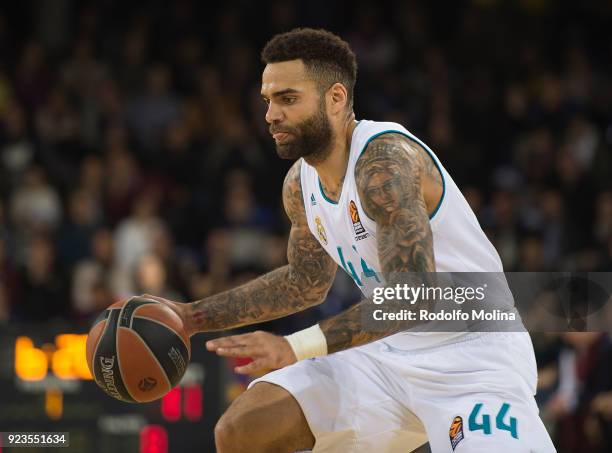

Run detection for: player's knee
[[214, 404, 260, 452], [214, 412, 243, 452]]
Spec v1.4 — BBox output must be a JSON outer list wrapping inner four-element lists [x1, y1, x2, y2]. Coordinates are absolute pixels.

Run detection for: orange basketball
[[86, 297, 191, 403]]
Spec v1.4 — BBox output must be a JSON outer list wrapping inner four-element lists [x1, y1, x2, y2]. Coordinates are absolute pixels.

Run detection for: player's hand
[[206, 331, 297, 375], [139, 294, 194, 337]]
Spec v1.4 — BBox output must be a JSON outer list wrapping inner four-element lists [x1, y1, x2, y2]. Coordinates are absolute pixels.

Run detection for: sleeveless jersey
[[300, 120, 505, 350]]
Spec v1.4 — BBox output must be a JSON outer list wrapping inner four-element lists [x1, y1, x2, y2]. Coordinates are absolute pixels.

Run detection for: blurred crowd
[[0, 1, 610, 450]]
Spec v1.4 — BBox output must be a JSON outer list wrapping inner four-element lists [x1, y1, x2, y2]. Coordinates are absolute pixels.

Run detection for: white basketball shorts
[[249, 332, 556, 452]]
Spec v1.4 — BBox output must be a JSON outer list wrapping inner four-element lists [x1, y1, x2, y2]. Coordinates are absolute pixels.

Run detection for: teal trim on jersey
[[318, 178, 339, 204], [317, 120, 362, 206], [297, 159, 306, 210], [356, 130, 446, 221]]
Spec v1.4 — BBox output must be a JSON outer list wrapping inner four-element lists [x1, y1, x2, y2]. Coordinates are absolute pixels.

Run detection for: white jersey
[[249, 120, 553, 451], [300, 120, 505, 350]]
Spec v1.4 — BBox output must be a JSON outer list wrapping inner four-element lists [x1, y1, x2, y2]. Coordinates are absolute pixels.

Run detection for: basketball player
[[148, 28, 556, 452]]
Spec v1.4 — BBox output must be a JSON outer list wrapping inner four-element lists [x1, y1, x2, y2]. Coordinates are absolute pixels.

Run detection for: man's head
[[260, 28, 357, 162]]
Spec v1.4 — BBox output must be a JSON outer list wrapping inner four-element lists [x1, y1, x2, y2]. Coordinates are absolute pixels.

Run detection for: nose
[[265, 101, 284, 124]]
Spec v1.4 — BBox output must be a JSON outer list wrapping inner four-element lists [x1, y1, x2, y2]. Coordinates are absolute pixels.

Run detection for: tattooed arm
[[319, 133, 442, 353], [183, 160, 337, 333]]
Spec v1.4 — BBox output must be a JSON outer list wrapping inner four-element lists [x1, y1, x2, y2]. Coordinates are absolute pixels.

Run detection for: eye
[[283, 97, 297, 105]]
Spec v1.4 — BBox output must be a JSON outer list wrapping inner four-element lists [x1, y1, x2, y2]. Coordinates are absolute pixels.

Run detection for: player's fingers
[[206, 333, 258, 351], [206, 337, 239, 351], [234, 359, 266, 375], [215, 344, 260, 358]]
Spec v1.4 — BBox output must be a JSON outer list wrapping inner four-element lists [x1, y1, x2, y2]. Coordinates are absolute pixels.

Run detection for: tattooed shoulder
[[354, 133, 435, 274], [354, 133, 421, 222], [354, 133, 442, 222]]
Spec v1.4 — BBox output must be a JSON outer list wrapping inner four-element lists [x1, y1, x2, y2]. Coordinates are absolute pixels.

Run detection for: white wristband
[[284, 324, 328, 361]]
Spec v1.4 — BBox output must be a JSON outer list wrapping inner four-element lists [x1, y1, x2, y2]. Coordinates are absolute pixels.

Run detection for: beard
[[272, 101, 333, 163]]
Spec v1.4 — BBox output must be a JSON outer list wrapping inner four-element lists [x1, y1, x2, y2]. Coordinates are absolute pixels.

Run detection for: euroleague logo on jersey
[[449, 415, 465, 450], [349, 200, 369, 241]]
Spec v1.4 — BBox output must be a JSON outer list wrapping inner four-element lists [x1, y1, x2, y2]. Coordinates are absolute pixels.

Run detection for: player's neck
[[311, 114, 357, 200]]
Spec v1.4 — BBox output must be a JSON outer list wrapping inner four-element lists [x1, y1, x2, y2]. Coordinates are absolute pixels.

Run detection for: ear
[[328, 82, 348, 114]]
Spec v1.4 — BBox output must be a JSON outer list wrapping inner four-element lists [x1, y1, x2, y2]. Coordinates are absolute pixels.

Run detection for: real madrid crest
[[314, 216, 328, 245]]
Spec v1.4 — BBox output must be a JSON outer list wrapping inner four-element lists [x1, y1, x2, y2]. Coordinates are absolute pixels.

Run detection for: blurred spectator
[[103, 137, 142, 225], [118, 29, 149, 93], [35, 86, 80, 147], [594, 191, 612, 245], [14, 235, 68, 322], [348, 4, 399, 74], [0, 235, 19, 319], [0, 70, 13, 115], [518, 235, 546, 272], [9, 166, 62, 238], [57, 189, 102, 269], [0, 102, 35, 190], [113, 191, 166, 291], [79, 154, 105, 203], [537, 189, 566, 268], [72, 228, 120, 317], [150, 227, 190, 299], [564, 115, 598, 172], [61, 38, 108, 102], [14, 41, 51, 110], [125, 64, 180, 153], [482, 189, 520, 269], [0, 281, 8, 324], [545, 333, 612, 453], [134, 252, 182, 301], [222, 169, 274, 269]]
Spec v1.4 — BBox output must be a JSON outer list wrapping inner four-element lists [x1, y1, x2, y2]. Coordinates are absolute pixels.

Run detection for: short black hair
[[261, 28, 357, 110]]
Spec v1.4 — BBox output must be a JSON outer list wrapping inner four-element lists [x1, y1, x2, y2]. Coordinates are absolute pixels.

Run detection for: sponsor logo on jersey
[[314, 216, 328, 245], [449, 416, 465, 450], [310, 193, 317, 206], [349, 200, 369, 240]]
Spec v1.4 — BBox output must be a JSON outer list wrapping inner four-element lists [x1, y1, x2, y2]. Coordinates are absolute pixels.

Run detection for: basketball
[[86, 297, 191, 403]]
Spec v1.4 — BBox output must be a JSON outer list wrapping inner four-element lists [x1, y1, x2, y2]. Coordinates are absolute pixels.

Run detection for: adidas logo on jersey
[[349, 200, 369, 241], [310, 194, 317, 206]]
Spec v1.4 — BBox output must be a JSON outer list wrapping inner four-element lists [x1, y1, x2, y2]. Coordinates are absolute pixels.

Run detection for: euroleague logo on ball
[[138, 377, 158, 392]]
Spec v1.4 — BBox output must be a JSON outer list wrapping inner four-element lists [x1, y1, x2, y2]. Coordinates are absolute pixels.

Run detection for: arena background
[[0, 0, 611, 452]]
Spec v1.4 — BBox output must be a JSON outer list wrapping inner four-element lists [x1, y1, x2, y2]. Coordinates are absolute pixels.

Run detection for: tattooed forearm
[[189, 160, 337, 332], [320, 134, 440, 353], [319, 302, 378, 353], [190, 263, 326, 331]]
